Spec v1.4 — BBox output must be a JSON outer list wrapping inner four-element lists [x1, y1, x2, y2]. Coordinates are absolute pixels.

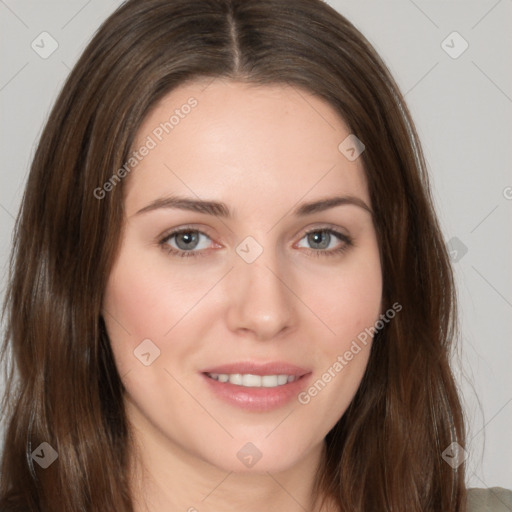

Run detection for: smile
[[201, 362, 312, 411]]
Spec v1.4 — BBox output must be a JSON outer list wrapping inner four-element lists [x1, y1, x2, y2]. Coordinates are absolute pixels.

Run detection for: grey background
[[1, 0, 511, 491]]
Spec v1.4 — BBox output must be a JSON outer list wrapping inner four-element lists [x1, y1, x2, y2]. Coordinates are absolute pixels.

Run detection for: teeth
[[207, 373, 298, 388], [262, 375, 278, 387], [242, 374, 261, 387], [277, 375, 288, 385]]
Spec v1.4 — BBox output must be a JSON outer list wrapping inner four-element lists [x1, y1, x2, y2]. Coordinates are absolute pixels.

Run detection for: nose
[[225, 250, 296, 342]]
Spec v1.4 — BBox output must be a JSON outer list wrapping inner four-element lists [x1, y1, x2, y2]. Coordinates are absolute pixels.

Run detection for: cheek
[[102, 253, 184, 377], [103, 249, 212, 341], [102, 244, 228, 380], [302, 250, 383, 346], [295, 262, 381, 425]]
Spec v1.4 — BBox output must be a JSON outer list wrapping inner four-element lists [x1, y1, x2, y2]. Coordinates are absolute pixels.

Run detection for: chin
[[194, 432, 320, 475]]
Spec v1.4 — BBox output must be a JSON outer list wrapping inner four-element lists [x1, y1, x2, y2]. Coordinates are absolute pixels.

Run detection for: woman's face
[[103, 79, 382, 474]]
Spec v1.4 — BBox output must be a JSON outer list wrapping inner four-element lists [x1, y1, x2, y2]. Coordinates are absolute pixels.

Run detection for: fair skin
[[102, 79, 383, 512]]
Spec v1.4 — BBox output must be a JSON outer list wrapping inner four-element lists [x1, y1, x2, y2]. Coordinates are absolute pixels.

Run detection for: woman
[[1, 0, 510, 510]]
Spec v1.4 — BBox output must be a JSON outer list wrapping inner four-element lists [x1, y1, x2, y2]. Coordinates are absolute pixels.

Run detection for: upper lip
[[202, 361, 311, 377]]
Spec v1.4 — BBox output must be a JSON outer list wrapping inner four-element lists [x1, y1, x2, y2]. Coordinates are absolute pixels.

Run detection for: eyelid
[[293, 225, 352, 253], [157, 225, 221, 258], [293, 222, 354, 245], [293, 222, 351, 242], [158, 223, 353, 258], [158, 224, 216, 243]]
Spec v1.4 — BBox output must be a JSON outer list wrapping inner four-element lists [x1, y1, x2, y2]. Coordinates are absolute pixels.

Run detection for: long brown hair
[[0, 0, 466, 510]]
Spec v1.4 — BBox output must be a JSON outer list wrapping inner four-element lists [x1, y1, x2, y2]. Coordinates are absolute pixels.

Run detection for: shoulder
[[467, 487, 512, 511]]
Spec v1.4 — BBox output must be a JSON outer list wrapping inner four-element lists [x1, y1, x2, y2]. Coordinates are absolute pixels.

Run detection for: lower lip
[[202, 373, 312, 412]]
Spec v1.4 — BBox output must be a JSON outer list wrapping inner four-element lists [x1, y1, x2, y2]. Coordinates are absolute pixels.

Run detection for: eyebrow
[[134, 194, 372, 218]]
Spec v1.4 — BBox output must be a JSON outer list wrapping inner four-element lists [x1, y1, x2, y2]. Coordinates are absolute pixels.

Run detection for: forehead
[[124, 79, 370, 216]]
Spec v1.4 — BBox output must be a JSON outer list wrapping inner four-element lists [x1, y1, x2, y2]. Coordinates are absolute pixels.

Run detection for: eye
[[159, 228, 214, 257], [158, 226, 353, 259], [296, 228, 352, 256]]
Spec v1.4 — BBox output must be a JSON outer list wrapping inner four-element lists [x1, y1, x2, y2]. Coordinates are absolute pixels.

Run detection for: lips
[[201, 361, 310, 377], [200, 361, 312, 412]]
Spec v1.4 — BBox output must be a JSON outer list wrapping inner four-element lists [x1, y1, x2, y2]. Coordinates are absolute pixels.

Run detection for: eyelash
[[158, 227, 353, 259]]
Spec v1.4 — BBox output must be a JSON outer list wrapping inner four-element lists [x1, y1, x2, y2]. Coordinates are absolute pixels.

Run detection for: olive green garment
[[468, 487, 512, 511]]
